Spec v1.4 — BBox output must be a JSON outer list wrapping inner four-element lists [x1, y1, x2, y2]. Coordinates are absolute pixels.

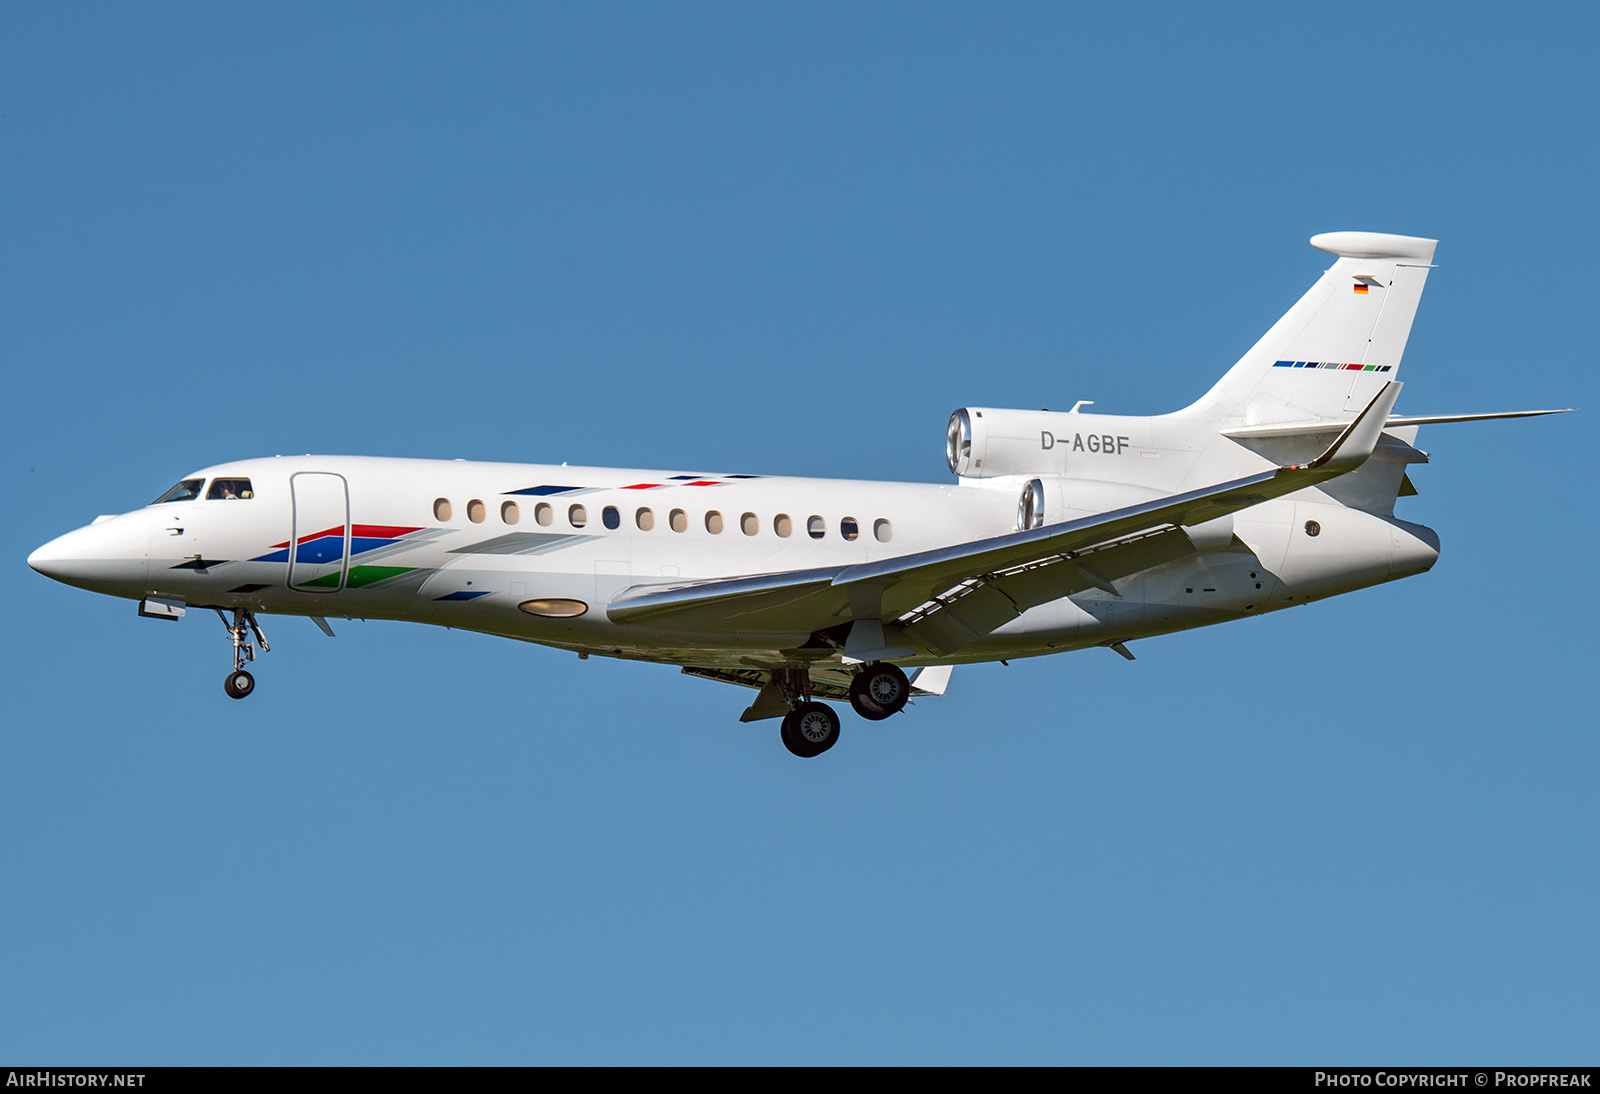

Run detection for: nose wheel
[[216, 608, 269, 699], [225, 669, 255, 699]]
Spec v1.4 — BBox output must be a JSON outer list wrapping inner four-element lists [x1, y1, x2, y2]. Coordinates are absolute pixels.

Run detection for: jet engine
[[1007, 474, 1234, 549], [946, 406, 1151, 479]]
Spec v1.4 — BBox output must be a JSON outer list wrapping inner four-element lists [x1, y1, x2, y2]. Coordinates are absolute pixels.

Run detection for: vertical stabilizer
[[1179, 232, 1437, 427]]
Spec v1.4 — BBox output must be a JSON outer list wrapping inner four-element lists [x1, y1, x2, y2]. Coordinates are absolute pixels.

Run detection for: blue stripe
[[506, 485, 581, 496], [349, 536, 398, 556]]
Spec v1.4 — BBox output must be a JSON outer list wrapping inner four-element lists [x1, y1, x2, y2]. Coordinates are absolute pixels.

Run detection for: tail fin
[[1179, 231, 1437, 427]]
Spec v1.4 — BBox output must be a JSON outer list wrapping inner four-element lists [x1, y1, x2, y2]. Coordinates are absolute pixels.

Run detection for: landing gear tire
[[224, 669, 255, 700], [848, 662, 910, 721], [217, 608, 269, 699], [781, 701, 840, 758]]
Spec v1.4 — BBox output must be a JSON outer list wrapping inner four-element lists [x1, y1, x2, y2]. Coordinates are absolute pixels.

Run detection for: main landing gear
[[775, 661, 911, 758], [848, 662, 910, 721], [770, 667, 842, 758], [781, 702, 841, 759], [216, 607, 269, 700]]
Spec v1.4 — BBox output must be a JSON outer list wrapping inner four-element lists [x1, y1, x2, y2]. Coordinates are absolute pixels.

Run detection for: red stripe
[[621, 483, 662, 490], [684, 480, 722, 487], [352, 524, 422, 538], [270, 525, 418, 549]]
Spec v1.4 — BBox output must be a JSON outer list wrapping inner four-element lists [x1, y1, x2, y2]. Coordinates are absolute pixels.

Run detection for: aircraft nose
[[28, 514, 150, 594], [27, 533, 79, 580], [27, 541, 56, 577]]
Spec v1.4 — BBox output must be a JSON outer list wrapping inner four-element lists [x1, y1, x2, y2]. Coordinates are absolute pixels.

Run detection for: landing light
[[518, 598, 588, 618]]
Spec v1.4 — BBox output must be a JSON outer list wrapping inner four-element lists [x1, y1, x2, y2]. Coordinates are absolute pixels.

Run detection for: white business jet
[[28, 232, 1567, 757]]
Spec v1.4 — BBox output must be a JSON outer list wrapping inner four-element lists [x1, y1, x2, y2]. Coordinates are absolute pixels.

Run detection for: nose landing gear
[[216, 608, 269, 700], [225, 668, 255, 699]]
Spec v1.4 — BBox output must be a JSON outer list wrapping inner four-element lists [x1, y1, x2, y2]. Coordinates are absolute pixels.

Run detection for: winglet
[[1295, 381, 1403, 474]]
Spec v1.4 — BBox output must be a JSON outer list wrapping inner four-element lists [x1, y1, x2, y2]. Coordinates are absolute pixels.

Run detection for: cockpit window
[[207, 477, 253, 500], [152, 479, 204, 504]]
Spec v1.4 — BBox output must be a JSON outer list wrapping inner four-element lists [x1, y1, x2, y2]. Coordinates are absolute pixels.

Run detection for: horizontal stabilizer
[[1224, 406, 1573, 440], [1385, 408, 1575, 427]]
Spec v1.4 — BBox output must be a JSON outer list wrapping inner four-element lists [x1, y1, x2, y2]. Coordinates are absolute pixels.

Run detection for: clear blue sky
[[4, 2, 1594, 1064]]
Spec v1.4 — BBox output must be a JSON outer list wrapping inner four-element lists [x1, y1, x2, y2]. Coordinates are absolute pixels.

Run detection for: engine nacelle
[[1009, 475, 1234, 550], [1011, 476, 1162, 528], [947, 407, 1151, 479]]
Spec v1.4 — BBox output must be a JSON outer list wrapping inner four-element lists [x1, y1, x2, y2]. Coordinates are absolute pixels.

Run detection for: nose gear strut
[[216, 607, 269, 699]]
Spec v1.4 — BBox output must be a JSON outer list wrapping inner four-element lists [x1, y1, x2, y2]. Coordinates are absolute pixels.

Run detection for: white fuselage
[[29, 452, 1440, 671]]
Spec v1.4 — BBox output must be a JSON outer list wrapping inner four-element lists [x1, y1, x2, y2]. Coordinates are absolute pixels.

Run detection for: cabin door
[[288, 472, 350, 592]]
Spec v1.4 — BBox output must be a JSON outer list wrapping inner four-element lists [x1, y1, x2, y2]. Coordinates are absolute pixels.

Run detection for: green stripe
[[347, 565, 415, 588], [295, 565, 415, 590]]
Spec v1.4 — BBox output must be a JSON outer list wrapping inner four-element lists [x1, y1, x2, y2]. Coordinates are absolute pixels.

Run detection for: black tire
[[780, 712, 808, 757], [781, 701, 840, 757], [848, 662, 910, 721], [224, 669, 255, 700]]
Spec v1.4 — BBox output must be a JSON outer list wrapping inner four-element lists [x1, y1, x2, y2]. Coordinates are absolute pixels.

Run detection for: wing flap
[[894, 526, 1199, 654]]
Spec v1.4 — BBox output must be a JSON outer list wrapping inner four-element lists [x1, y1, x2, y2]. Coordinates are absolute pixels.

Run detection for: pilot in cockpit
[[207, 478, 253, 501]]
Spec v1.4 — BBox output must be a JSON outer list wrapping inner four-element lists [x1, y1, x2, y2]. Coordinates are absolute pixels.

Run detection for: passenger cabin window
[[602, 506, 621, 530], [501, 501, 520, 524], [807, 516, 825, 540], [840, 517, 860, 541], [773, 514, 793, 538], [569, 504, 588, 528], [153, 479, 204, 505], [433, 498, 453, 521], [636, 508, 655, 531], [207, 477, 253, 500], [535, 502, 553, 526]]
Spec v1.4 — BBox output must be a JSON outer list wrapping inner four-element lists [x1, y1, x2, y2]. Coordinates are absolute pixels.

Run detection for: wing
[[613, 383, 1402, 647]]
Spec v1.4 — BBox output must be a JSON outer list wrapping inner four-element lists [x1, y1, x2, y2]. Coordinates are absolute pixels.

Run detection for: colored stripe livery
[[507, 474, 761, 496], [1272, 360, 1394, 372], [252, 525, 425, 565]]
